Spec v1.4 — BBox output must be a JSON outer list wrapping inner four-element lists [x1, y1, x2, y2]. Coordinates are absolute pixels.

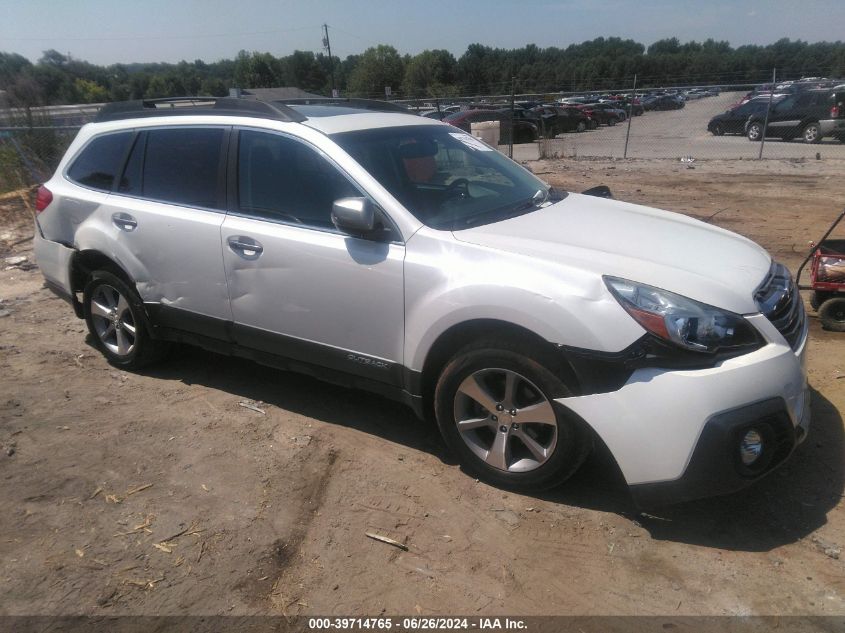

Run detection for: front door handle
[[227, 235, 263, 260], [112, 212, 137, 232]]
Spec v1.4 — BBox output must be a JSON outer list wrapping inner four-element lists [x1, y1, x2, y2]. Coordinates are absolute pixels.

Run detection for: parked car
[[578, 102, 626, 125], [624, 97, 645, 116], [707, 97, 783, 136], [419, 109, 449, 120], [443, 109, 538, 143], [746, 88, 835, 143], [819, 86, 845, 143], [34, 96, 809, 505], [530, 105, 592, 136], [642, 94, 684, 111], [575, 104, 616, 126]]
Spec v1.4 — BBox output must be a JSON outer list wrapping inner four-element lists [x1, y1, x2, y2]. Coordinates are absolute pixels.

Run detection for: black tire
[[819, 297, 845, 332], [711, 123, 724, 136], [83, 270, 168, 369], [434, 339, 592, 490], [747, 121, 764, 142], [802, 122, 822, 144], [607, 117, 616, 126], [576, 121, 586, 133], [810, 291, 831, 311]]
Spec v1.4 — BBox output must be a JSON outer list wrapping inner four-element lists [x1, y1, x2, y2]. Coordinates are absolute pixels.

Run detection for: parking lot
[[2, 156, 845, 618], [510, 92, 845, 161]]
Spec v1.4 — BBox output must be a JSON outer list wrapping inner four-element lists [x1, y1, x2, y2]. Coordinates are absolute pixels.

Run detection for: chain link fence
[[0, 104, 101, 192], [2, 79, 843, 193]]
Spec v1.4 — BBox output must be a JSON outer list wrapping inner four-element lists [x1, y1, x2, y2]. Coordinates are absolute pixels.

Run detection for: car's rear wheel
[[747, 122, 764, 141], [576, 121, 586, 133], [434, 340, 591, 490], [819, 297, 845, 332], [83, 270, 168, 369], [802, 122, 822, 144]]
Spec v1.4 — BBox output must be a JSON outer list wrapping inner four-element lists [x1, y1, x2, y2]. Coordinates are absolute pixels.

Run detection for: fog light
[[740, 429, 764, 465]]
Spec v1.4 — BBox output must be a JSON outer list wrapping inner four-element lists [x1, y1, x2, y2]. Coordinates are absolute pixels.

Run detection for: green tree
[[347, 45, 404, 97], [233, 50, 282, 88], [402, 49, 456, 97], [74, 78, 108, 103]]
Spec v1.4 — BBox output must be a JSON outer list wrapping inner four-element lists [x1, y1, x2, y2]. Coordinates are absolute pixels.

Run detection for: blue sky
[[2, 0, 843, 64]]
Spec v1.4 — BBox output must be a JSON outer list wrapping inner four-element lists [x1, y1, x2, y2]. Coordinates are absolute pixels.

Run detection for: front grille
[[754, 262, 805, 351]]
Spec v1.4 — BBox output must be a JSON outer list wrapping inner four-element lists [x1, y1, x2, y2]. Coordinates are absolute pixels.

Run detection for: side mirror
[[331, 197, 376, 236], [581, 185, 614, 199]]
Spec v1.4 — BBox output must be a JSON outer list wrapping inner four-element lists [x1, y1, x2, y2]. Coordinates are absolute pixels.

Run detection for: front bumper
[[628, 395, 808, 506], [556, 314, 809, 505]]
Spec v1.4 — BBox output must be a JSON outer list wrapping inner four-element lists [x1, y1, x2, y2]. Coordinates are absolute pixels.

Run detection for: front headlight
[[604, 276, 761, 353]]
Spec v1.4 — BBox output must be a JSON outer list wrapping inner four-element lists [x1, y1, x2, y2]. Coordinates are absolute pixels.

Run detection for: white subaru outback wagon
[[34, 97, 809, 505]]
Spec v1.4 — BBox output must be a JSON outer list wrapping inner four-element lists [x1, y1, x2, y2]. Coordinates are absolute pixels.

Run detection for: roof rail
[[94, 97, 307, 123], [278, 98, 409, 113]]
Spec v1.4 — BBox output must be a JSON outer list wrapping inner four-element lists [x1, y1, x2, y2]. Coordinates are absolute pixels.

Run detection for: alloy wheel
[[453, 368, 558, 473], [89, 284, 136, 356]]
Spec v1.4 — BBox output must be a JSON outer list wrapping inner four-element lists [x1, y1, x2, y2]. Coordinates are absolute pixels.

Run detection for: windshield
[[331, 125, 565, 230]]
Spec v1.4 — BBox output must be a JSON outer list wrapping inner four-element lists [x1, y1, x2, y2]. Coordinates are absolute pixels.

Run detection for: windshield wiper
[[460, 189, 548, 228]]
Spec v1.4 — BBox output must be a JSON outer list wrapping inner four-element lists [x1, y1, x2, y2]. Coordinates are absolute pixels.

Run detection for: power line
[[1, 25, 321, 43]]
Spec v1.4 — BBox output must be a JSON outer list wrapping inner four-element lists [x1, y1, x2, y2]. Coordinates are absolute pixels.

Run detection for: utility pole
[[322, 24, 336, 97]]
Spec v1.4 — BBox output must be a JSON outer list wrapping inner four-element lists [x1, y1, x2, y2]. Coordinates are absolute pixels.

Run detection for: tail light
[[832, 105, 840, 119], [35, 185, 53, 213]]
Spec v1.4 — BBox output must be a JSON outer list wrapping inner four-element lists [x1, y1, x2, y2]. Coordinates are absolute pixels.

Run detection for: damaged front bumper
[[555, 314, 809, 506]]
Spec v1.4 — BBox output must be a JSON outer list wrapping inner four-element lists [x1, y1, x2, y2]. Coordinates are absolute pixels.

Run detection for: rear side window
[[67, 132, 133, 191], [141, 128, 225, 209]]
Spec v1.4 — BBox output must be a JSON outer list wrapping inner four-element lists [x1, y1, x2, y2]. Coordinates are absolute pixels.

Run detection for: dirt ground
[[2, 158, 845, 618]]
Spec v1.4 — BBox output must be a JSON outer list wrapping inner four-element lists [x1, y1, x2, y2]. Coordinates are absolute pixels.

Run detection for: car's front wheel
[[83, 270, 168, 369], [434, 340, 591, 490], [711, 123, 724, 136]]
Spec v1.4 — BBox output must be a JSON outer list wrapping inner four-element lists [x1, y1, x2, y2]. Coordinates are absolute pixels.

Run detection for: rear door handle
[[112, 212, 137, 232], [227, 235, 263, 260]]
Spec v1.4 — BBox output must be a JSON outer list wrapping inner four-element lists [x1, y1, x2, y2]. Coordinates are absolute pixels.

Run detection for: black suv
[[746, 89, 833, 143], [707, 98, 782, 136]]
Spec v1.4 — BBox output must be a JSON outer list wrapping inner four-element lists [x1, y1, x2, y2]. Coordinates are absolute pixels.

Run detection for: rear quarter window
[[66, 132, 133, 192]]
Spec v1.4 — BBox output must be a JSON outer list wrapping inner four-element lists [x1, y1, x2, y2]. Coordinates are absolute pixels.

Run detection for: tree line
[[1, 37, 845, 107]]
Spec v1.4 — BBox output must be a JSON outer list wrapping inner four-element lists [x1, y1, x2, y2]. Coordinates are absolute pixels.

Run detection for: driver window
[[237, 130, 361, 229]]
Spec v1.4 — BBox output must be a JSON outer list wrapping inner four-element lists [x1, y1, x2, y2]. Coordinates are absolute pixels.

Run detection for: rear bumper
[[34, 231, 77, 306], [819, 119, 845, 137], [556, 314, 809, 505]]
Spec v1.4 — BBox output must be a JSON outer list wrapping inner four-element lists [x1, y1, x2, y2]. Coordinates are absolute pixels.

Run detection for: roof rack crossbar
[[94, 97, 307, 123]]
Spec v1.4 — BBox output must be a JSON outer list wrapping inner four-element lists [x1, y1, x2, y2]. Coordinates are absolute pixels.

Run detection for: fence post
[[623, 74, 637, 159], [758, 68, 776, 160], [508, 76, 515, 159]]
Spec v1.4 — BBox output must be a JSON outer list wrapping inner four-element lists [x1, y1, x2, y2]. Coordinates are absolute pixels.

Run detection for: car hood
[[451, 193, 772, 314]]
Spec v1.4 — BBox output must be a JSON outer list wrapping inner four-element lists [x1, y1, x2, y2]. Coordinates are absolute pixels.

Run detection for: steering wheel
[[446, 178, 471, 198]]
